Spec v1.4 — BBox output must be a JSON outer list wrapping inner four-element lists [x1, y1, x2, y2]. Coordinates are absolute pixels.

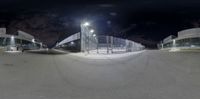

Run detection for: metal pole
[[96, 36, 99, 54], [111, 36, 113, 53], [173, 39, 176, 48], [126, 39, 128, 52], [87, 35, 90, 54], [106, 36, 109, 54]]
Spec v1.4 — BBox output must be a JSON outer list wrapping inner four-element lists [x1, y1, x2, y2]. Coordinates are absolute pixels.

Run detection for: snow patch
[[69, 50, 145, 59]]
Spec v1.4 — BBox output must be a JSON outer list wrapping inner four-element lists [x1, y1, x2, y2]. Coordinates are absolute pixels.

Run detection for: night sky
[[1, 0, 200, 48]]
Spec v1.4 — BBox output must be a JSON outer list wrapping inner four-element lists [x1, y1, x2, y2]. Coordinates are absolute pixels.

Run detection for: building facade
[[159, 28, 200, 49], [0, 28, 43, 51]]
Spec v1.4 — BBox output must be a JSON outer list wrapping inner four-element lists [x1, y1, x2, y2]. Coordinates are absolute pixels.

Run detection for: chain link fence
[[83, 35, 144, 54], [56, 23, 145, 53]]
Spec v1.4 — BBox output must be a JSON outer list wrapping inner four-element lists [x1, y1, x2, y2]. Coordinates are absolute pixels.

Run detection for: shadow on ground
[[26, 49, 69, 55]]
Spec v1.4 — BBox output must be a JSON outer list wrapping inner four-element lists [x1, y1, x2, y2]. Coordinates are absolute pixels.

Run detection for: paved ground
[[0, 50, 200, 99]]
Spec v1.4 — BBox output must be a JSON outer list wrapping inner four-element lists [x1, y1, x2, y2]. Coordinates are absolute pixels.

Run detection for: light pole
[[83, 22, 90, 26], [88, 29, 95, 53], [173, 39, 176, 48], [10, 35, 15, 46], [161, 43, 163, 49], [81, 22, 90, 53], [32, 39, 36, 49], [81, 21, 97, 54], [9, 35, 16, 51]]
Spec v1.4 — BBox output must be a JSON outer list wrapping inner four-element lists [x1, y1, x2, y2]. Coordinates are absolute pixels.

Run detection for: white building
[[0, 28, 43, 51], [159, 28, 200, 49]]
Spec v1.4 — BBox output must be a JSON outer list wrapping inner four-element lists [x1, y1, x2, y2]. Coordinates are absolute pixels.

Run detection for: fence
[[83, 35, 144, 54], [55, 26, 145, 53]]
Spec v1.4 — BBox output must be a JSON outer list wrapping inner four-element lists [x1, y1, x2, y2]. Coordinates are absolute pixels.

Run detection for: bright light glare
[[173, 39, 176, 47], [83, 22, 90, 26], [11, 36, 14, 39], [70, 41, 74, 45], [173, 39, 176, 43], [32, 39, 35, 43], [90, 29, 94, 33], [10, 35, 15, 46], [93, 34, 96, 37]]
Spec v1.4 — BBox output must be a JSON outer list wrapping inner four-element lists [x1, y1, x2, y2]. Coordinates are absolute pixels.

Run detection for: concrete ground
[[0, 50, 200, 99]]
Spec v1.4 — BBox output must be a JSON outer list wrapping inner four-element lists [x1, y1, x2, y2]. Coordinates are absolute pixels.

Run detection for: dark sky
[[1, 0, 200, 47]]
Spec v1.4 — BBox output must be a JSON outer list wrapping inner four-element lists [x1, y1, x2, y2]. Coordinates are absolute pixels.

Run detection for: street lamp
[[32, 39, 35, 43], [83, 22, 90, 26], [10, 35, 15, 51], [11, 35, 14, 39], [90, 29, 94, 33], [87, 29, 96, 54], [70, 41, 74, 45], [32, 39, 36, 49], [173, 39, 176, 47], [10, 35, 15, 46], [93, 34, 96, 37]]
